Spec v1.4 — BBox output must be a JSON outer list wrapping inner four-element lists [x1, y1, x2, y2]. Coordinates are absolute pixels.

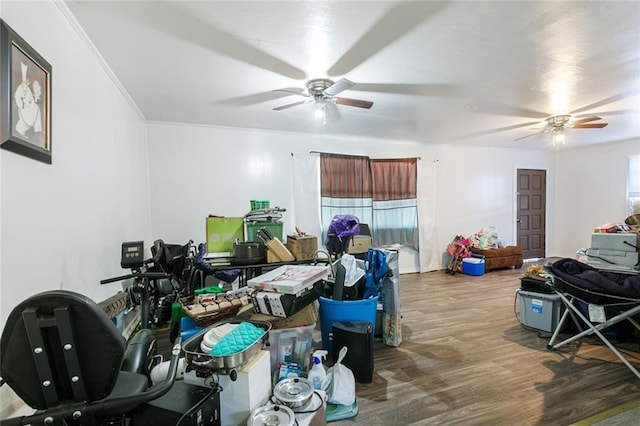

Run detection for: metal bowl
[[247, 404, 295, 426], [625, 214, 640, 226], [273, 377, 315, 409]]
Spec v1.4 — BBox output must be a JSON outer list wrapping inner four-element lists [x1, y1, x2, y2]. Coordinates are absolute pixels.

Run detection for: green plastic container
[[250, 200, 270, 210], [245, 221, 283, 242], [194, 285, 223, 295]]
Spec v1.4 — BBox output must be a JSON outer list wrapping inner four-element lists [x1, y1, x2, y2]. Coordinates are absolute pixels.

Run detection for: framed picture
[[1, 19, 52, 164]]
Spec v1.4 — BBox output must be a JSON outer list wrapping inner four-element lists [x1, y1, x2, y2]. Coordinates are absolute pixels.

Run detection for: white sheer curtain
[[290, 154, 322, 243], [418, 160, 439, 272]]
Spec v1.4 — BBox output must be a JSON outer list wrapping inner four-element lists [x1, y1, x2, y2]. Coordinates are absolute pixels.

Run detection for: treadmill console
[[121, 241, 145, 269]]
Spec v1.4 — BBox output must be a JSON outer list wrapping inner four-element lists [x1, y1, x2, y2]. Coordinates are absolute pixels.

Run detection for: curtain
[[320, 154, 419, 250], [291, 154, 322, 241], [370, 158, 418, 250], [418, 160, 439, 272], [320, 154, 373, 241]]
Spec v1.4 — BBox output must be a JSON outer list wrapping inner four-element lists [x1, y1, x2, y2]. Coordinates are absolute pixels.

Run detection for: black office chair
[[0, 290, 180, 425]]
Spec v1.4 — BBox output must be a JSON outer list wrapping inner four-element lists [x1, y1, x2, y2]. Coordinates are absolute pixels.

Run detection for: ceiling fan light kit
[[273, 78, 374, 118], [551, 127, 565, 146], [515, 114, 608, 145]]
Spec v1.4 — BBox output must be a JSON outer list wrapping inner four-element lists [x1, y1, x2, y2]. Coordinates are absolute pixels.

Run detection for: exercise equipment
[[0, 290, 182, 425]]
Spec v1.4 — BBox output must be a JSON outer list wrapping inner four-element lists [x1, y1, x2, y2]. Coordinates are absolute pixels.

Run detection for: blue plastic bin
[[462, 255, 485, 276], [179, 316, 202, 340], [319, 296, 378, 352]]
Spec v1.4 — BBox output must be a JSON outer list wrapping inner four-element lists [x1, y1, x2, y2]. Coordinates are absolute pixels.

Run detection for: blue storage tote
[[462, 255, 485, 276], [319, 296, 378, 352]]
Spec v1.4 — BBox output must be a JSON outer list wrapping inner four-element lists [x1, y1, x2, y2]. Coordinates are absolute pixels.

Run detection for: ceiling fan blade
[[334, 97, 374, 109], [514, 128, 548, 141], [476, 102, 549, 119], [324, 78, 355, 97], [575, 110, 634, 118], [273, 99, 312, 111], [571, 116, 602, 125], [349, 83, 459, 98], [273, 87, 309, 97], [569, 91, 638, 115], [219, 90, 300, 107], [121, 2, 307, 80], [572, 123, 608, 129], [453, 121, 542, 140], [327, 2, 448, 76]]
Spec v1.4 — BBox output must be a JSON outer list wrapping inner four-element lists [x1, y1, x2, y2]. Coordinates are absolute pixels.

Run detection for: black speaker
[[331, 320, 374, 383]]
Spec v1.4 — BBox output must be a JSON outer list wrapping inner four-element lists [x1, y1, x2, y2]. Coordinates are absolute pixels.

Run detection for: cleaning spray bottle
[[308, 350, 328, 390]]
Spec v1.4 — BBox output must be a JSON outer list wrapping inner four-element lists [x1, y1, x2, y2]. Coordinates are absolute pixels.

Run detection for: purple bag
[[328, 215, 361, 238]]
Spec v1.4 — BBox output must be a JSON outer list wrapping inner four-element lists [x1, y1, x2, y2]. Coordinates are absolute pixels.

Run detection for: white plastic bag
[[322, 346, 355, 405], [340, 253, 365, 287]]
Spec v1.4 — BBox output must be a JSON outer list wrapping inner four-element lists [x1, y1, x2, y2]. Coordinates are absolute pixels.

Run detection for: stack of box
[[247, 265, 329, 318], [586, 232, 639, 272], [247, 265, 328, 381]]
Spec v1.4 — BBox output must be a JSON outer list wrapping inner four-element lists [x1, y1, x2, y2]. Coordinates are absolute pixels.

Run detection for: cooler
[[517, 289, 564, 332], [462, 255, 485, 276]]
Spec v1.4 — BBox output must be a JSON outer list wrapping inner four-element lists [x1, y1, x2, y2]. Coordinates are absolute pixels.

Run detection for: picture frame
[[1, 19, 52, 164]]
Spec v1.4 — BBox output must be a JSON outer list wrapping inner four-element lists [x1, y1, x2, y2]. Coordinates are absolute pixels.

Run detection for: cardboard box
[[382, 313, 402, 347], [286, 235, 318, 261], [206, 216, 243, 253], [346, 235, 373, 254]]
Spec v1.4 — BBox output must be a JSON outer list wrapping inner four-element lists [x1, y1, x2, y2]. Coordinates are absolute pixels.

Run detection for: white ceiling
[[64, 0, 640, 150]]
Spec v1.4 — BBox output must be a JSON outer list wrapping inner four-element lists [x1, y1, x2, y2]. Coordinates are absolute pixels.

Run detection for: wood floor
[[330, 263, 640, 426]]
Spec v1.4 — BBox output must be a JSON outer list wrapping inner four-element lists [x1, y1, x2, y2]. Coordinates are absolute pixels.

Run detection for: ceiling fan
[[515, 114, 608, 145], [273, 78, 373, 114]]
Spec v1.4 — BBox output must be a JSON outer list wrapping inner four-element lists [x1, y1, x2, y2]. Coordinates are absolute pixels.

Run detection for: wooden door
[[517, 169, 546, 259]]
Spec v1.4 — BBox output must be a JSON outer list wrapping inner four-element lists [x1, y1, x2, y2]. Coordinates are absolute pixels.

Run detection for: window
[[319, 153, 418, 249]]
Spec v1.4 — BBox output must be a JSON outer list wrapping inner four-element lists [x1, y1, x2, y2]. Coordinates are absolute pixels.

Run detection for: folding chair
[[546, 259, 640, 380]]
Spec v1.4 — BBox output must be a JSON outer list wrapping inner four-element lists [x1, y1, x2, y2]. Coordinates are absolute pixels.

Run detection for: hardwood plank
[[331, 263, 640, 425]]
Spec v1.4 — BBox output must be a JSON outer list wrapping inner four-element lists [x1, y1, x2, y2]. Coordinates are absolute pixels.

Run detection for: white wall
[[434, 144, 557, 256], [147, 122, 557, 272], [146, 123, 437, 273], [554, 138, 640, 257], [0, 1, 151, 327]]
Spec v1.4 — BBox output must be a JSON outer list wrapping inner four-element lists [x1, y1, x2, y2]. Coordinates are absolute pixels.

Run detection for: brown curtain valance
[[370, 158, 417, 201], [320, 154, 372, 199]]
